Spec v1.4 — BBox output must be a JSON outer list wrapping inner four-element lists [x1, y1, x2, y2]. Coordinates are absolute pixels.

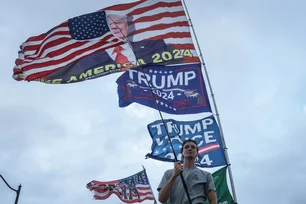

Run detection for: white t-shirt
[[158, 168, 215, 204]]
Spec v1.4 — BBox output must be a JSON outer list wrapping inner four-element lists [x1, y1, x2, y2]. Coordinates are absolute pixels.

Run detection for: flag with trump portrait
[[13, 0, 200, 84], [86, 169, 155, 203], [145, 115, 226, 168]]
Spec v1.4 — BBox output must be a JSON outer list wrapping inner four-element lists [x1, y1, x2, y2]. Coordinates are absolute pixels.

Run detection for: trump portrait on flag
[[74, 13, 174, 73], [14, 0, 201, 84]]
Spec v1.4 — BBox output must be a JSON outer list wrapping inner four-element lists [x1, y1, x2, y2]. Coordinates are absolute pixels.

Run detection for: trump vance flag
[[145, 115, 226, 168], [116, 63, 211, 115], [86, 169, 154, 203], [13, 0, 200, 84]]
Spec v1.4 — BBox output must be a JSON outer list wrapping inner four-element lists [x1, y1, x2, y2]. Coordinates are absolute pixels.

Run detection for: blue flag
[[145, 115, 226, 168], [116, 63, 211, 114]]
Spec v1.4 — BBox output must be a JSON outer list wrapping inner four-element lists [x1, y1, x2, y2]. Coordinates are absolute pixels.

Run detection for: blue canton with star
[[68, 11, 110, 40]]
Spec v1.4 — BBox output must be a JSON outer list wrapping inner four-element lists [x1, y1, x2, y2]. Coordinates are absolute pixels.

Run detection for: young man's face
[[108, 15, 128, 40], [182, 141, 198, 159]]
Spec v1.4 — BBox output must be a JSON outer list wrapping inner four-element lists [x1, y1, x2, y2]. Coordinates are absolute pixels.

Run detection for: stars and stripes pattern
[[68, 11, 110, 40], [103, 0, 199, 55], [13, 0, 200, 82], [86, 170, 155, 203], [13, 10, 122, 81]]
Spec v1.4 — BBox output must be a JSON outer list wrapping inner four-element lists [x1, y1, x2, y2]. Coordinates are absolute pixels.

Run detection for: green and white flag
[[205, 166, 235, 204], [162, 166, 235, 204]]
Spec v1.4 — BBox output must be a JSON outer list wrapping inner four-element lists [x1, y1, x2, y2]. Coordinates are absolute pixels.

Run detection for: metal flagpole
[[181, 0, 238, 203], [108, 16, 192, 204], [0, 175, 22, 204], [128, 57, 193, 204]]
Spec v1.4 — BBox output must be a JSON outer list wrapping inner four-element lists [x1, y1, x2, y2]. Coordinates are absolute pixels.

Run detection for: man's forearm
[[158, 176, 177, 203], [207, 190, 217, 204]]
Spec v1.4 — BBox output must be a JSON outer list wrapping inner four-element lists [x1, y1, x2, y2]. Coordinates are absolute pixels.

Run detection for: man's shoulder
[[195, 168, 212, 176], [165, 168, 174, 174]]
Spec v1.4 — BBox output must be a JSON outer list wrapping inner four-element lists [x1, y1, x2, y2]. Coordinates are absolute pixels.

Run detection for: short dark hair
[[181, 139, 198, 153]]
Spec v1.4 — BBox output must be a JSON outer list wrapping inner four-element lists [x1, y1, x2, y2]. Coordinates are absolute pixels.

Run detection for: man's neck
[[183, 158, 196, 168]]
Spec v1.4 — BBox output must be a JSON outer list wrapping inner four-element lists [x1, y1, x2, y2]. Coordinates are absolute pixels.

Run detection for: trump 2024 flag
[[145, 115, 226, 168], [86, 170, 154, 203], [116, 63, 211, 115]]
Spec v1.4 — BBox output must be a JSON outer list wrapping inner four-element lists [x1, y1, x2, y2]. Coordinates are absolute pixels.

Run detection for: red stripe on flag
[[184, 57, 201, 63], [172, 44, 196, 50], [23, 37, 121, 71], [133, 11, 186, 24], [26, 69, 60, 81], [104, 0, 144, 11], [25, 22, 68, 42], [134, 21, 189, 36], [146, 32, 192, 41], [128, 1, 182, 16], [198, 144, 221, 154], [23, 37, 72, 58]]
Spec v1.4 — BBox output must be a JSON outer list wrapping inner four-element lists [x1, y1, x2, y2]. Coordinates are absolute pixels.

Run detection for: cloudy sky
[[1, 0, 305, 203]]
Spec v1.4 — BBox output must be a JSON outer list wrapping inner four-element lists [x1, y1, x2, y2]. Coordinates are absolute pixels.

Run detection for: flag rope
[[108, 15, 193, 204]]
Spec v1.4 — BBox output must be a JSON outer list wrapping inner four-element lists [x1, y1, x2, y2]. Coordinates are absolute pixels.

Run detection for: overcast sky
[[1, 0, 305, 203]]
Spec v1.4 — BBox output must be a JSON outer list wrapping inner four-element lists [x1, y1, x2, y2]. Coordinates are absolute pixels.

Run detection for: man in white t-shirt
[[158, 139, 217, 204]]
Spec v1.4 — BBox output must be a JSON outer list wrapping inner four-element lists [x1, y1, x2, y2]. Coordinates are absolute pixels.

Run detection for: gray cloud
[[1, 0, 305, 204]]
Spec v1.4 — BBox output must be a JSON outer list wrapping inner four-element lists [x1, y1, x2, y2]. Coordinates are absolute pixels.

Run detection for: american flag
[[13, 10, 122, 81], [13, 0, 199, 82], [86, 170, 155, 203]]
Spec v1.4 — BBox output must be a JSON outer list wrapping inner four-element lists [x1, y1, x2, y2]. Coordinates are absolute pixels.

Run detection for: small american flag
[[86, 170, 155, 203]]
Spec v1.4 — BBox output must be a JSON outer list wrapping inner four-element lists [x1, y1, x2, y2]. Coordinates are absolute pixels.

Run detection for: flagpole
[[108, 16, 193, 204], [142, 165, 158, 204], [181, 0, 238, 203], [130, 59, 192, 204], [134, 66, 193, 203], [0, 175, 22, 204]]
